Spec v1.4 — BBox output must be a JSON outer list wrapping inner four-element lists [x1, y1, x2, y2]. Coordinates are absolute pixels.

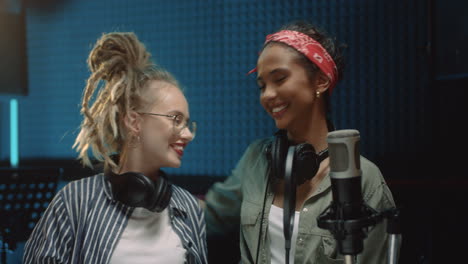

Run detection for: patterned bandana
[[248, 30, 338, 93]]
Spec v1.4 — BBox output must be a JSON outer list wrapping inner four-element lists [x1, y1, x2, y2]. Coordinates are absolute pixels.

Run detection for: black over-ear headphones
[[106, 169, 172, 212], [265, 130, 329, 186]]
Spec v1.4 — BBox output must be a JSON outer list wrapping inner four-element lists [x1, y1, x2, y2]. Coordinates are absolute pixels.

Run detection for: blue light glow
[[10, 99, 18, 167]]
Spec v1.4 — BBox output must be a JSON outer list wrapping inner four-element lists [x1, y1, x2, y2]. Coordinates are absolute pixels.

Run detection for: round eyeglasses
[[138, 112, 197, 138]]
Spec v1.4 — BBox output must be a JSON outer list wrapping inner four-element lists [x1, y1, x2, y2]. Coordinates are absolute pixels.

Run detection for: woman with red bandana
[[204, 20, 397, 264]]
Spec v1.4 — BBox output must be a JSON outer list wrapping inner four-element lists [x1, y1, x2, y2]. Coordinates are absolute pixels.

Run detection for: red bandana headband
[[248, 30, 339, 93]]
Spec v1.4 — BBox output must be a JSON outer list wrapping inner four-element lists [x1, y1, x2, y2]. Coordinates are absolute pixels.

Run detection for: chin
[[274, 119, 289, 130], [171, 162, 182, 168], [166, 158, 182, 168]]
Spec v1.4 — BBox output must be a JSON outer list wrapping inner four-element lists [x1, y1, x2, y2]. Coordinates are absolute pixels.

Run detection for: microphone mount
[[317, 203, 402, 264]]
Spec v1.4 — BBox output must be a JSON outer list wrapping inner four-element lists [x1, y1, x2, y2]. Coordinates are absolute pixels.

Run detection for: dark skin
[[256, 43, 332, 211]]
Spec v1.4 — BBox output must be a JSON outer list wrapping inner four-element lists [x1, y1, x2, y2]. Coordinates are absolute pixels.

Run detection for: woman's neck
[[287, 114, 329, 152], [118, 147, 160, 180]]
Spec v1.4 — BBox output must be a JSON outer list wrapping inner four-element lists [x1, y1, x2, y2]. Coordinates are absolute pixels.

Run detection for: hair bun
[[88, 32, 152, 81]]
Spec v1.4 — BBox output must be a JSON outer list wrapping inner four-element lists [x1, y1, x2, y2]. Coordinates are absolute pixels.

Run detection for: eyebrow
[[256, 68, 287, 82]]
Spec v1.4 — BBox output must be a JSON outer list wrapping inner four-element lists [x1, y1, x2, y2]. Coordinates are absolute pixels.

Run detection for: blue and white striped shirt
[[23, 173, 208, 264]]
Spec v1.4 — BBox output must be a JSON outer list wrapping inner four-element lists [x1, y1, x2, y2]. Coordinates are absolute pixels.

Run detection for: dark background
[[1, 0, 467, 263]]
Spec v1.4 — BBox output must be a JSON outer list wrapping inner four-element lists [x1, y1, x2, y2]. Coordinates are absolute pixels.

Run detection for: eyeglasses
[[138, 112, 197, 138]]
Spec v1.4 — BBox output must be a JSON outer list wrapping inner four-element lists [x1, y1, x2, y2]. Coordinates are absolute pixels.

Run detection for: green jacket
[[205, 137, 397, 264]]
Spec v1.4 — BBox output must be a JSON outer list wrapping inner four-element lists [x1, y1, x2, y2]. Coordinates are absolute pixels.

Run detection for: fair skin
[[119, 80, 194, 181], [256, 43, 332, 210]]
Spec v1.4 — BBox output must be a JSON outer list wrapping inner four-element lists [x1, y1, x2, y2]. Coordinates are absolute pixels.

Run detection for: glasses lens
[[173, 115, 184, 130], [173, 117, 196, 137], [189, 121, 197, 138]]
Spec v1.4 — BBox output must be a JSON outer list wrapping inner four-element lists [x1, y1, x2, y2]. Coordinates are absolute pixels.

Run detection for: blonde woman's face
[[139, 81, 193, 169]]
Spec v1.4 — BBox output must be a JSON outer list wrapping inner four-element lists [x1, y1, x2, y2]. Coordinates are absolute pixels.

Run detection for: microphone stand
[[283, 143, 402, 264], [344, 255, 357, 264], [318, 129, 402, 263], [385, 208, 402, 264], [317, 203, 402, 264]]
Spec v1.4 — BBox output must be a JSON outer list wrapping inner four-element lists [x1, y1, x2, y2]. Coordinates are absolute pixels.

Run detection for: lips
[[270, 103, 288, 118], [170, 143, 186, 157]]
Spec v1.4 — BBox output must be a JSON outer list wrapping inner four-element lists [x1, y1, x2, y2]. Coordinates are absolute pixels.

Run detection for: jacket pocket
[[315, 235, 344, 263], [239, 200, 263, 263]]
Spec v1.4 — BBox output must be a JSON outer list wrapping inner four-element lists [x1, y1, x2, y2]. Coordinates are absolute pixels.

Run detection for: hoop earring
[[316, 91, 321, 99]]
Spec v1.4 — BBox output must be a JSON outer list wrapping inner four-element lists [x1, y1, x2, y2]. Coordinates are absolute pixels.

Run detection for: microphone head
[[327, 129, 361, 179]]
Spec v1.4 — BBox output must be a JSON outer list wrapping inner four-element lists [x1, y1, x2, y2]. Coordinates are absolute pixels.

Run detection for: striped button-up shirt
[[23, 173, 208, 263]]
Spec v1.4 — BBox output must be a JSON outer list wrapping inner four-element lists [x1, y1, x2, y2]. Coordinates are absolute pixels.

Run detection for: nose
[[261, 85, 277, 103], [180, 126, 195, 142]]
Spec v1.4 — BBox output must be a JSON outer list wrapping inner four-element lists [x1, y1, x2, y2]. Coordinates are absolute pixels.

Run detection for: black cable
[[283, 146, 297, 264]]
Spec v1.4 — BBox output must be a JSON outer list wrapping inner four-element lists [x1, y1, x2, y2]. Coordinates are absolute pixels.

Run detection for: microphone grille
[[327, 129, 361, 174], [328, 143, 349, 172]]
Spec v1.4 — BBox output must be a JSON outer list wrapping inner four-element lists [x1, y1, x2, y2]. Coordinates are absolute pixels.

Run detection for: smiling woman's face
[[138, 80, 193, 169], [257, 43, 318, 132]]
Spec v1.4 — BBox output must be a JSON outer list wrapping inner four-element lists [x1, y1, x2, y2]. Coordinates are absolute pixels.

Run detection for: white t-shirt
[[109, 207, 186, 264], [269, 204, 301, 264]]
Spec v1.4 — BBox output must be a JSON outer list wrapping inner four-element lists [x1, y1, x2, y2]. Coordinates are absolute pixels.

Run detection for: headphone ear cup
[[147, 174, 172, 212], [294, 143, 319, 185], [111, 172, 155, 208]]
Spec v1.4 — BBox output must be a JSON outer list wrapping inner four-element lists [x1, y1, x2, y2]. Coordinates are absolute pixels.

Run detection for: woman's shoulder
[[249, 137, 273, 148], [42, 174, 107, 219], [171, 185, 200, 208], [359, 156, 395, 206], [241, 137, 272, 159], [61, 173, 104, 188], [360, 156, 382, 177], [359, 156, 386, 185], [58, 173, 105, 200]]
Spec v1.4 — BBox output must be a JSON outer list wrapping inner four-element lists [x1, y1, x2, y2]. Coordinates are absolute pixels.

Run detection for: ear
[[315, 72, 331, 94], [123, 111, 142, 134]]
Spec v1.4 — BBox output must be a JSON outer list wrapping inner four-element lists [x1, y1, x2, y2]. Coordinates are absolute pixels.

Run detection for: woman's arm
[[23, 190, 73, 264]]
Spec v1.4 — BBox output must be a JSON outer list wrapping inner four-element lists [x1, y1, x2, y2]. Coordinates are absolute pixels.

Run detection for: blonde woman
[[23, 32, 207, 264]]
